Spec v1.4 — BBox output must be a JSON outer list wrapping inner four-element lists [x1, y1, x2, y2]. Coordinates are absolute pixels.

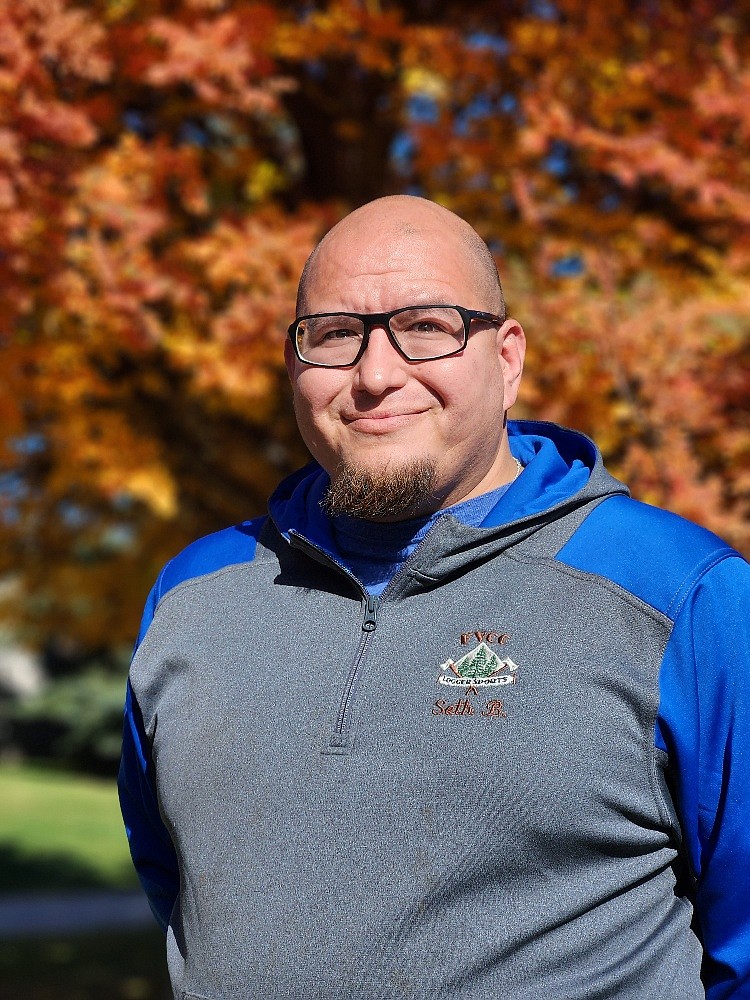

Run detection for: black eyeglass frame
[[287, 303, 505, 369]]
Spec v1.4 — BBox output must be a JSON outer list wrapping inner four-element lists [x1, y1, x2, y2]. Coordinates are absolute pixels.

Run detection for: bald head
[[296, 195, 505, 318]]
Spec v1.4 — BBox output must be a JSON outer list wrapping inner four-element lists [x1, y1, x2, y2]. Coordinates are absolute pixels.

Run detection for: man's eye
[[403, 319, 450, 336], [394, 308, 461, 336], [304, 322, 361, 347], [323, 327, 358, 340]]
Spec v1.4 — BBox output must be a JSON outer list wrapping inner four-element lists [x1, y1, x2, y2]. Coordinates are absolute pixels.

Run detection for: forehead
[[303, 223, 483, 314]]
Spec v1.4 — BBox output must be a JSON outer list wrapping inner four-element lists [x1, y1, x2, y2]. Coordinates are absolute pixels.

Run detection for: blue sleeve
[[557, 495, 750, 996], [657, 555, 750, 999], [118, 673, 179, 932]]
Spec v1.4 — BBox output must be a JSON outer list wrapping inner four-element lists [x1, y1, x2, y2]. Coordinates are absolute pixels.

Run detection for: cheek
[[292, 372, 349, 444], [295, 371, 336, 412], [430, 355, 496, 408], [438, 359, 506, 434]]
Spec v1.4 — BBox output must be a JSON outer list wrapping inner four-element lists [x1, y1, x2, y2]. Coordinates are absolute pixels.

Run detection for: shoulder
[[133, 516, 269, 651], [556, 495, 742, 620], [153, 516, 269, 605]]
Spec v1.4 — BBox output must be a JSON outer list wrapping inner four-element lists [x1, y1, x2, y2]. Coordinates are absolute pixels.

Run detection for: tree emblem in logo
[[438, 641, 519, 692]]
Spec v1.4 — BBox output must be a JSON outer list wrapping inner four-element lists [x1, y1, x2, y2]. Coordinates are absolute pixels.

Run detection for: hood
[[484, 419, 627, 526]]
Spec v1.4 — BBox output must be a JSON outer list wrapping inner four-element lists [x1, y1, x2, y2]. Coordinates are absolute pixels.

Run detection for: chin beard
[[321, 458, 438, 521]]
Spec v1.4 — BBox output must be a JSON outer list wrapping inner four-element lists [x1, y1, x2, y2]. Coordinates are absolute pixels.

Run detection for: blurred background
[[0, 0, 748, 996]]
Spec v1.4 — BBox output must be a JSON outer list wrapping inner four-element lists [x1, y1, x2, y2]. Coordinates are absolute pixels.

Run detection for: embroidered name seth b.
[[433, 698, 507, 718]]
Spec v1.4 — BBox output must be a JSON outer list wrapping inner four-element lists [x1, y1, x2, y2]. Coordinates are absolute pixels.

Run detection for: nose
[[352, 325, 409, 396]]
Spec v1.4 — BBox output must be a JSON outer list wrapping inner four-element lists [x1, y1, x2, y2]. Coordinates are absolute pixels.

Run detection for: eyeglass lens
[[295, 307, 466, 365]]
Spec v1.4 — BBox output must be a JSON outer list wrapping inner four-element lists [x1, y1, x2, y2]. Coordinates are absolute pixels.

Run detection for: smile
[[342, 410, 428, 433]]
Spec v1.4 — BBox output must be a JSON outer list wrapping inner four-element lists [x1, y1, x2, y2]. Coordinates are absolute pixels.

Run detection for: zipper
[[362, 592, 378, 631], [288, 531, 379, 751], [330, 592, 379, 748]]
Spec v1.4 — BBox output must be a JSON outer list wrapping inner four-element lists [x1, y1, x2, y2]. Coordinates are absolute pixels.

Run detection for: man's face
[[285, 209, 525, 518]]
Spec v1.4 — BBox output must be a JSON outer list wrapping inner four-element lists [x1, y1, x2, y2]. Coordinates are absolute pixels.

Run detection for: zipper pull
[[362, 593, 378, 632]]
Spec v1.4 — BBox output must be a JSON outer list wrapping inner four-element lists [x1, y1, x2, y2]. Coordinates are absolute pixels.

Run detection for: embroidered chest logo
[[433, 631, 519, 720]]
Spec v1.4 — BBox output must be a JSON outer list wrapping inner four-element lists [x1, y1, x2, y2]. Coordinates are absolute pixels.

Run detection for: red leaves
[[142, 7, 285, 113]]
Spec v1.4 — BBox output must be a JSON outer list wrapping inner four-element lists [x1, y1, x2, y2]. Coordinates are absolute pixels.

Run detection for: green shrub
[[9, 669, 127, 776]]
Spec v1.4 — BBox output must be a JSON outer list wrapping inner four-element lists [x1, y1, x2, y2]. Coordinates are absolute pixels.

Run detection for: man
[[119, 196, 750, 999]]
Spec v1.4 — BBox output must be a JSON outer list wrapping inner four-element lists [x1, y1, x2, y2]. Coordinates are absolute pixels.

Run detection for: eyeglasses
[[287, 304, 504, 369]]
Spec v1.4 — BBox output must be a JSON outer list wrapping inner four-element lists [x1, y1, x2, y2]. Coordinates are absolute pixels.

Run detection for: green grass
[[0, 763, 169, 1000], [0, 762, 138, 892]]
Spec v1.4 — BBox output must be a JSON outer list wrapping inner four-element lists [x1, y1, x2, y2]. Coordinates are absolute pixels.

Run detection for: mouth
[[342, 410, 428, 434]]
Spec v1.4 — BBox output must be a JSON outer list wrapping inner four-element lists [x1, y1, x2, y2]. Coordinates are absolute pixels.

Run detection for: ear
[[284, 338, 297, 383], [497, 319, 526, 411]]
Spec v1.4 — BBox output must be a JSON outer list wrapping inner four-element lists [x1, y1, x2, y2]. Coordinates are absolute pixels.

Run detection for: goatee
[[321, 459, 438, 521]]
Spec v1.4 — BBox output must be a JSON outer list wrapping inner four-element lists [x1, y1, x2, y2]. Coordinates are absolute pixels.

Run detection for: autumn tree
[[0, 0, 748, 657], [0, 0, 323, 652]]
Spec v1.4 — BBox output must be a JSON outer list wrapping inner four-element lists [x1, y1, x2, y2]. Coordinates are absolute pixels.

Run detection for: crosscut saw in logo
[[438, 641, 519, 694]]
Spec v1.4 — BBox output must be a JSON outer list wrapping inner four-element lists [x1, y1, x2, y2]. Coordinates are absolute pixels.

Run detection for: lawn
[[0, 762, 137, 892], [0, 763, 170, 999]]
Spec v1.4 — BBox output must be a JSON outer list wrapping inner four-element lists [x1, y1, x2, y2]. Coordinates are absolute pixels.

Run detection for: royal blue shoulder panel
[[155, 518, 266, 603], [555, 494, 735, 618], [135, 517, 267, 650]]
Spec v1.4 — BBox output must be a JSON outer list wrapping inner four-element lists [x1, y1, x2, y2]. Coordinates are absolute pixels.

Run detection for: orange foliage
[[0, 0, 748, 651]]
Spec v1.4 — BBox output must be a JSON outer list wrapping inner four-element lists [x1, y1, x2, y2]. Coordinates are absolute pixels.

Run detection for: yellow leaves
[[165, 211, 319, 412], [273, 1, 402, 74], [599, 58, 622, 82], [245, 159, 284, 203], [110, 468, 177, 520], [71, 135, 170, 241], [304, 5, 359, 33], [512, 20, 560, 55], [104, 0, 138, 23], [272, 22, 308, 61], [401, 67, 449, 101], [50, 408, 178, 519], [21, 331, 181, 522]]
